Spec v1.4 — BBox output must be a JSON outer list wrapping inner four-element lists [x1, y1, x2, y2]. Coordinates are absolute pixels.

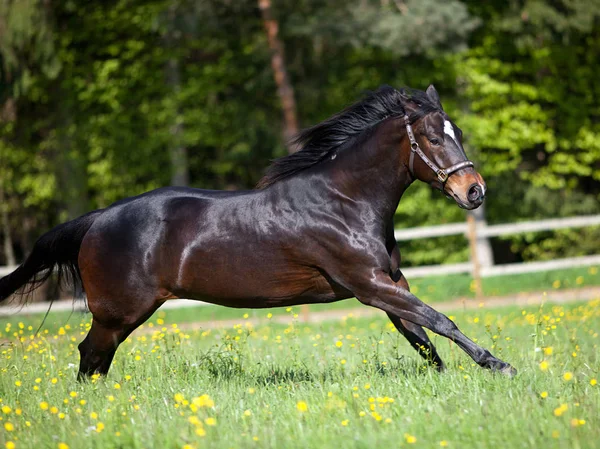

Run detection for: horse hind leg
[[77, 297, 163, 380]]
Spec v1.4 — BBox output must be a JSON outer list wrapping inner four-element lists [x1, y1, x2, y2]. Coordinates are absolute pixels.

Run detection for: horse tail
[[0, 209, 103, 305]]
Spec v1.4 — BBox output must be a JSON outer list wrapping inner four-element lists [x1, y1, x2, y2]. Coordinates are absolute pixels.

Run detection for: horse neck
[[328, 119, 413, 223]]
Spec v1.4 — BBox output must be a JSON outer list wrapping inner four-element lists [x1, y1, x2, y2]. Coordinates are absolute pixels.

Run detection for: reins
[[403, 115, 474, 184]]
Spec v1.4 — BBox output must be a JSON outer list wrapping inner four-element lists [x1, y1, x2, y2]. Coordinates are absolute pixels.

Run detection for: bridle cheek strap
[[405, 115, 474, 185]]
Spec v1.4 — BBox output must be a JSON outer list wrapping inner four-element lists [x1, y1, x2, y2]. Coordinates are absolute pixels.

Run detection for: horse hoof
[[499, 364, 517, 377]]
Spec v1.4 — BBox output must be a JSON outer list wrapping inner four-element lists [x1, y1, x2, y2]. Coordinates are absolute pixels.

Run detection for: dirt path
[[173, 286, 600, 332]]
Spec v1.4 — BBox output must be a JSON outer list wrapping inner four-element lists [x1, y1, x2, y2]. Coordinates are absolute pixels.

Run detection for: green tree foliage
[[0, 0, 599, 267]]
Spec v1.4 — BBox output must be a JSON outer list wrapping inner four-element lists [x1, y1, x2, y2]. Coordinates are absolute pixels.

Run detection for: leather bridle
[[404, 115, 474, 184]]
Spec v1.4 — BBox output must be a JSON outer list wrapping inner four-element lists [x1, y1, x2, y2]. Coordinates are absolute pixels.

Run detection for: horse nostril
[[468, 184, 483, 202]]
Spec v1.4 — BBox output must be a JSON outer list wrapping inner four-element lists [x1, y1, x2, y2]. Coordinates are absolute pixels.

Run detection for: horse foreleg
[[350, 269, 516, 375]]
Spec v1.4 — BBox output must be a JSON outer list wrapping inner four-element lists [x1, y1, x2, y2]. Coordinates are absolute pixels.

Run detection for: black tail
[[0, 209, 103, 305]]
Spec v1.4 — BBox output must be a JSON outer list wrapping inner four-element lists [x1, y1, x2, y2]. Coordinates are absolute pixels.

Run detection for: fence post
[[466, 212, 483, 299], [472, 204, 494, 268]]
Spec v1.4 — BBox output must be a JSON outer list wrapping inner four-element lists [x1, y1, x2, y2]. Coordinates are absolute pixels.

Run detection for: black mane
[[257, 85, 441, 188]]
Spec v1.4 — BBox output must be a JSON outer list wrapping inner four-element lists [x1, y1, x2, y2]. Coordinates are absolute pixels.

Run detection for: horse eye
[[428, 137, 440, 146]]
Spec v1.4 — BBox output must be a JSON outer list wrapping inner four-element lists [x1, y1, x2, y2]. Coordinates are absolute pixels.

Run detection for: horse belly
[[172, 251, 348, 308]]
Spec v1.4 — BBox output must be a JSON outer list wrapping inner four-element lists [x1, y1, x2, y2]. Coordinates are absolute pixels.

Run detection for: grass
[[0, 299, 599, 449], [1, 265, 599, 333]]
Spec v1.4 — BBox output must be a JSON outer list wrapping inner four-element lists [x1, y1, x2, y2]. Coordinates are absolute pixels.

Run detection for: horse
[[0, 84, 516, 379]]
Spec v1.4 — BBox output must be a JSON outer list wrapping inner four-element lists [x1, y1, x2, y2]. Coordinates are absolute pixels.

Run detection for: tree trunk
[[0, 185, 16, 266], [0, 96, 17, 266], [165, 2, 189, 186], [258, 0, 299, 154]]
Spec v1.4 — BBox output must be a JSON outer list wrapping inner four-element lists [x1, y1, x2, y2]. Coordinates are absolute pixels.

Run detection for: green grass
[[1, 300, 599, 449], [1, 265, 599, 334]]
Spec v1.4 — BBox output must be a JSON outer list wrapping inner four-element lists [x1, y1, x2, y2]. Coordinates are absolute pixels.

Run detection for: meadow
[[0, 299, 599, 449]]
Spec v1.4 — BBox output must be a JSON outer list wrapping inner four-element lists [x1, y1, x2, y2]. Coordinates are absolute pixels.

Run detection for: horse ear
[[426, 84, 443, 109]]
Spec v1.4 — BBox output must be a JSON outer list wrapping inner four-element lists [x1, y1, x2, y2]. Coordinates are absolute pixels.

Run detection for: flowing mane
[[256, 85, 441, 188]]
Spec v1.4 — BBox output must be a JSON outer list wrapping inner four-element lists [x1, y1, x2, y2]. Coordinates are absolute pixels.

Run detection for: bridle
[[404, 114, 474, 185]]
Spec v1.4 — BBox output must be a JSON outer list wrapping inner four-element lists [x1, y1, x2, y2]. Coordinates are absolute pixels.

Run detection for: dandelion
[[6, 443, 16, 449], [341, 419, 349, 426], [96, 422, 105, 433], [114, 383, 121, 390], [440, 441, 449, 447], [204, 417, 216, 426], [543, 347, 553, 356], [244, 409, 252, 417], [570, 418, 585, 427], [554, 404, 568, 417], [563, 372, 573, 381], [40, 402, 49, 411], [539, 360, 549, 371], [58, 444, 69, 449], [4, 422, 15, 432], [248, 388, 255, 394], [590, 378, 597, 386], [335, 341, 343, 348], [191, 395, 214, 408], [405, 434, 417, 444], [296, 401, 308, 412], [14, 381, 21, 387], [69, 391, 77, 398], [195, 427, 206, 437], [540, 392, 548, 399], [2, 405, 11, 414]]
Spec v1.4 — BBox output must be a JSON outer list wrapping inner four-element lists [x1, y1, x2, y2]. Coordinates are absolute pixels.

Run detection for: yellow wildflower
[[296, 401, 308, 412], [405, 434, 417, 444]]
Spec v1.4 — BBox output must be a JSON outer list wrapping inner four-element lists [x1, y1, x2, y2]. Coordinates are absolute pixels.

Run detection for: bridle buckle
[[436, 170, 448, 183]]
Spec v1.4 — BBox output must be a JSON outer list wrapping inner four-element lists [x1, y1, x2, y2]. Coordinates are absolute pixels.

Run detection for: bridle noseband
[[404, 115, 474, 185]]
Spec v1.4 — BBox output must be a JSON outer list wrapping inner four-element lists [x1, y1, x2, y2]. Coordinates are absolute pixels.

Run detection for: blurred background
[[1, 0, 600, 302]]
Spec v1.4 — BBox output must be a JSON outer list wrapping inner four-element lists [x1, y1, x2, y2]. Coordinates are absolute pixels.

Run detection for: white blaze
[[444, 120, 460, 147]]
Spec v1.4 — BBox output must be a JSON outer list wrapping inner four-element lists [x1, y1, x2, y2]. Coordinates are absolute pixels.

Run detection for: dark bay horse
[[0, 85, 516, 378]]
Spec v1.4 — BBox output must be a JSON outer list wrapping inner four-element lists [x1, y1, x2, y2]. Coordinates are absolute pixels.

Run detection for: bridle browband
[[404, 114, 474, 185]]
